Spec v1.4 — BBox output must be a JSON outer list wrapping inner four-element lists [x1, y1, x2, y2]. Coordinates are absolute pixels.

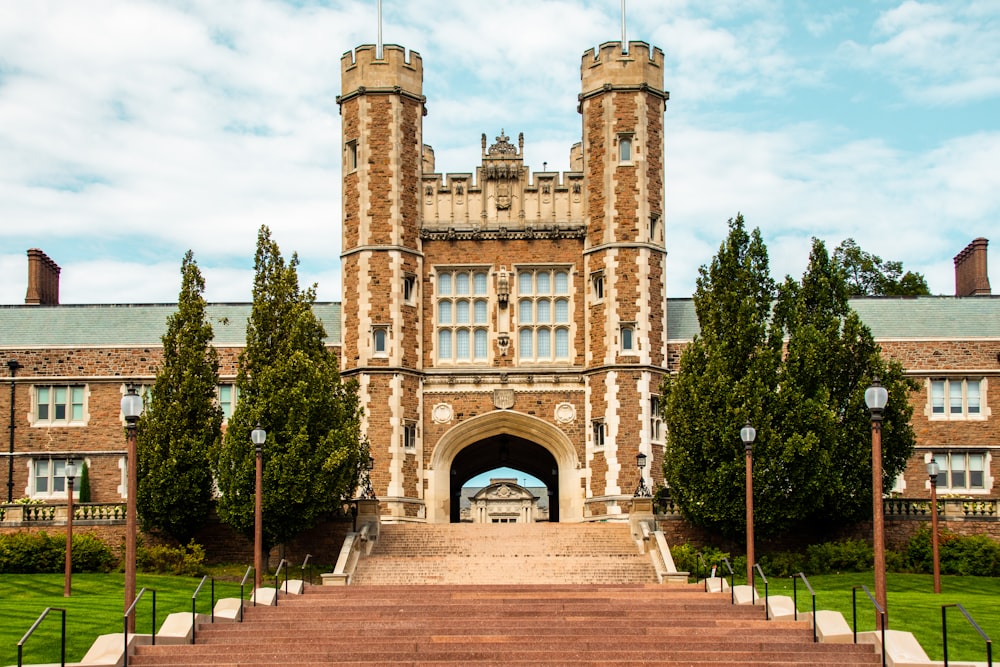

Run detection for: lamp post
[[251, 424, 266, 590], [63, 458, 77, 597], [927, 458, 941, 594], [865, 377, 889, 625], [7, 359, 21, 503], [740, 422, 756, 586], [634, 452, 650, 497], [120, 384, 142, 631]]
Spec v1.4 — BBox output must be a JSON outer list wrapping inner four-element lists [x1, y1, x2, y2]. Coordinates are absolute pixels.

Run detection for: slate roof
[[0, 303, 341, 348]]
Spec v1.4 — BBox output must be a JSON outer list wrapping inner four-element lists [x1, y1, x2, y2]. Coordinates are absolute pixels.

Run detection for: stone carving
[[554, 402, 576, 424], [493, 388, 515, 410], [431, 403, 453, 424]]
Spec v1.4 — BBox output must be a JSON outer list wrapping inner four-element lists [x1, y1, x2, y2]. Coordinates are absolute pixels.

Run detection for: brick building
[[1, 39, 997, 531]]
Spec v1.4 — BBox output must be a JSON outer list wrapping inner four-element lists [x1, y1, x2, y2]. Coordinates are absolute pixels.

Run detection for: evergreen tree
[[211, 226, 363, 553], [136, 251, 222, 542], [77, 461, 91, 503]]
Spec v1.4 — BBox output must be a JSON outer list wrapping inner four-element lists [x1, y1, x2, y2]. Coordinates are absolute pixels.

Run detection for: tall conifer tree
[[137, 250, 222, 542]]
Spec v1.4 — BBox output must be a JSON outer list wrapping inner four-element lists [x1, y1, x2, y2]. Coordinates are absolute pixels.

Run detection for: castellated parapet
[[580, 41, 666, 99], [341, 44, 423, 96]]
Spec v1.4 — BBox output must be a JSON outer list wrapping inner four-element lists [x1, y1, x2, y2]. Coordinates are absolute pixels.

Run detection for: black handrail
[[239, 565, 253, 618], [274, 558, 288, 603], [17, 607, 66, 667], [301, 553, 313, 586], [191, 575, 216, 644], [942, 603, 992, 667], [720, 556, 735, 604], [696, 552, 707, 590], [753, 563, 769, 618], [851, 585, 886, 667], [123, 587, 156, 667], [791, 572, 817, 642]]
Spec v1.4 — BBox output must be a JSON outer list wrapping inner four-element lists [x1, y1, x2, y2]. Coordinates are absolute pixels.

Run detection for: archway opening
[[450, 434, 559, 522]]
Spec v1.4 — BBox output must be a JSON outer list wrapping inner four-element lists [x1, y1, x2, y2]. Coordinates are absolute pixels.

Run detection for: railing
[[884, 497, 997, 518], [696, 552, 708, 590], [274, 559, 288, 604], [17, 607, 65, 667], [851, 585, 887, 667], [791, 572, 817, 642], [123, 588, 156, 667], [719, 556, 735, 604], [942, 603, 992, 667], [301, 553, 313, 585], [240, 565, 253, 616], [753, 563, 769, 618], [1, 502, 127, 523], [190, 575, 215, 643]]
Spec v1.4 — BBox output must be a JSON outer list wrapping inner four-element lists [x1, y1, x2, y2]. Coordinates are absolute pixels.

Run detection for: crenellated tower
[[338, 44, 425, 518], [579, 41, 669, 515]]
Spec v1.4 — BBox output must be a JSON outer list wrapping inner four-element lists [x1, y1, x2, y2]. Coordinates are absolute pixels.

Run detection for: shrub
[[669, 543, 732, 579], [0, 531, 115, 573], [805, 539, 873, 574], [135, 540, 206, 576], [758, 551, 808, 577], [71, 533, 117, 572]]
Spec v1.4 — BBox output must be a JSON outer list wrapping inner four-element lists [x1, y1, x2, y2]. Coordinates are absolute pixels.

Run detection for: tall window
[[403, 275, 417, 305], [34, 385, 85, 424], [650, 396, 663, 442], [591, 272, 604, 301], [618, 135, 633, 163], [436, 269, 489, 363], [346, 140, 358, 171], [218, 384, 238, 419], [372, 326, 389, 356], [517, 267, 571, 362], [930, 378, 983, 419], [932, 452, 987, 491], [31, 458, 75, 497], [402, 422, 417, 452], [592, 420, 605, 449], [620, 324, 636, 353]]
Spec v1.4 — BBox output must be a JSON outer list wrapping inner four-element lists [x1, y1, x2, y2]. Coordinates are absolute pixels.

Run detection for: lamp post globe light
[[63, 458, 77, 597], [120, 384, 143, 630], [927, 458, 941, 594], [634, 452, 650, 497], [251, 424, 266, 590], [740, 422, 756, 586], [864, 377, 889, 625]]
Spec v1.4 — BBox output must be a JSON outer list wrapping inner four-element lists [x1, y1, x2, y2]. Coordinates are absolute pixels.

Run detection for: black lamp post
[[865, 377, 889, 625], [634, 452, 650, 497], [740, 422, 756, 586], [251, 424, 266, 590], [63, 458, 77, 597], [927, 458, 941, 594], [120, 384, 142, 631], [7, 359, 21, 503]]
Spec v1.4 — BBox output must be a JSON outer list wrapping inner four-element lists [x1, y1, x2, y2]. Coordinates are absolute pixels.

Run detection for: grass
[[0, 570, 994, 665]]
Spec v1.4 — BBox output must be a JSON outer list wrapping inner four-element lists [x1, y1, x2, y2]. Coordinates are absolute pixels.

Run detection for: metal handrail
[[17, 607, 66, 667], [190, 575, 216, 644], [791, 572, 817, 642], [301, 553, 313, 586], [852, 585, 887, 667], [753, 563, 769, 617], [720, 556, 735, 604], [274, 558, 288, 603], [696, 552, 707, 590], [942, 603, 992, 667], [123, 588, 156, 667], [240, 565, 253, 616]]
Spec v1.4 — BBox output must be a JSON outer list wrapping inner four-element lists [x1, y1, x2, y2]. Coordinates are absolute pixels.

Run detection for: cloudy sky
[[1, 0, 998, 305]]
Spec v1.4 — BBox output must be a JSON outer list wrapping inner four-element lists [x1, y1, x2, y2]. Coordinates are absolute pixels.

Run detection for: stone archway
[[426, 411, 583, 523]]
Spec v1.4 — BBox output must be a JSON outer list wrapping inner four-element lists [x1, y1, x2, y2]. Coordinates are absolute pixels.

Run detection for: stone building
[[0, 38, 997, 535]]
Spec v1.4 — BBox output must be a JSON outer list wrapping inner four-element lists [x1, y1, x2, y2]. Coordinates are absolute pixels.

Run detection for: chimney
[[24, 249, 61, 306], [954, 238, 990, 297]]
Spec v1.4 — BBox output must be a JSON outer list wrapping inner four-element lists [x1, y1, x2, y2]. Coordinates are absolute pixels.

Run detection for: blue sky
[[1, 0, 998, 305]]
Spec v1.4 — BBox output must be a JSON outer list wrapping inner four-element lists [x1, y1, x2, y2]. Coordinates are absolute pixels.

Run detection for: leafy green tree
[[211, 226, 363, 553], [662, 221, 917, 538], [136, 251, 222, 542], [833, 238, 930, 296]]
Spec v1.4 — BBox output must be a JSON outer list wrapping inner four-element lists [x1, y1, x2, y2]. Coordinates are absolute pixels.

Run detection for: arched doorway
[[450, 435, 559, 522], [427, 411, 582, 523]]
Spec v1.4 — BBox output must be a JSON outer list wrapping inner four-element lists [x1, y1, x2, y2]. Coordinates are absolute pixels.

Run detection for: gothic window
[[403, 274, 417, 305], [436, 268, 490, 364], [618, 134, 633, 163], [346, 140, 358, 172], [591, 271, 604, 302], [402, 422, 417, 452], [592, 420, 605, 449], [516, 267, 571, 362], [620, 323, 636, 353], [372, 326, 389, 357], [650, 396, 663, 442]]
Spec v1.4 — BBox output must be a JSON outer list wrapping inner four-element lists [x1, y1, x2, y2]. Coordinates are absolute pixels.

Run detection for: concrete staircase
[[128, 583, 882, 666], [350, 522, 658, 585]]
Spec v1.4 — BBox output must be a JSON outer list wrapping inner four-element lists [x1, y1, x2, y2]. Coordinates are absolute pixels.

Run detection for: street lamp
[[740, 422, 756, 586], [7, 358, 21, 503], [251, 423, 266, 590], [865, 377, 889, 625], [634, 452, 650, 497], [927, 458, 941, 594], [63, 458, 77, 597], [120, 384, 143, 631]]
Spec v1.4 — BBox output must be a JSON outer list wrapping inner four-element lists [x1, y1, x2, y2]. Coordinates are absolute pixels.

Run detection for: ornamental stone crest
[[554, 402, 576, 424], [493, 389, 515, 410], [431, 403, 454, 424]]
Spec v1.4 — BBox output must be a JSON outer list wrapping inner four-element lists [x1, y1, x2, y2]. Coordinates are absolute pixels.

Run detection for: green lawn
[[1, 571, 995, 666]]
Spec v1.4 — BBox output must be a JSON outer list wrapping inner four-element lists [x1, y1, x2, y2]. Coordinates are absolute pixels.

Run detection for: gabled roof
[[0, 303, 342, 348]]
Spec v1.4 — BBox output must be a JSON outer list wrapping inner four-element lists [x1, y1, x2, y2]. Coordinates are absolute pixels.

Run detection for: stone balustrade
[[0, 501, 127, 524]]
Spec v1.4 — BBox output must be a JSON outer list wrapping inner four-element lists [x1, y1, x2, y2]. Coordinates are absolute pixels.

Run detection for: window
[[403, 274, 417, 305], [930, 378, 984, 419], [34, 385, 86, 425], [591, 272, 604, 301], [346, 140, 358, 171], [650, 396, 663, 442], [649, 213, 662, 243], [218, 384, 238, 419], [932, 452, 987, 491], [619, 135, 632, 163], [592, 420, 605, 449], [402, 422, 416, 452], [517, 267, 571, 362], [372, 326, 389, 356], [30, 458, 77, 498], [436, 268, 490, 363], [620, 324, 636, 353]]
